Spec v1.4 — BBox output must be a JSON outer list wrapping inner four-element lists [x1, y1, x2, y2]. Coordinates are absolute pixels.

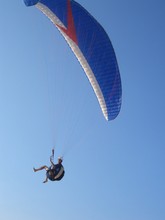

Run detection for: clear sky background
[[0, 0, 165, 220]]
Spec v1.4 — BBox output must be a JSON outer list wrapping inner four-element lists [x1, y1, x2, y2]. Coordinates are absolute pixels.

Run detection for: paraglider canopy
[[24, 0, 122, 120]]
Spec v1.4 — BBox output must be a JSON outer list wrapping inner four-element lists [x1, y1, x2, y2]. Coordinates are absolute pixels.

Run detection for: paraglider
[[24, 0, 122, 121], [33, 149, 65, 183]]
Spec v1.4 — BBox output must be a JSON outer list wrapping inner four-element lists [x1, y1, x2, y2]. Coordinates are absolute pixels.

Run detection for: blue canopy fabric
[[24, 0, 122, 120]]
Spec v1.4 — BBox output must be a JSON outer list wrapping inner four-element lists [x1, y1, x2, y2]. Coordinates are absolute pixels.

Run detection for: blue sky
[[0, 0, 165, 219]]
